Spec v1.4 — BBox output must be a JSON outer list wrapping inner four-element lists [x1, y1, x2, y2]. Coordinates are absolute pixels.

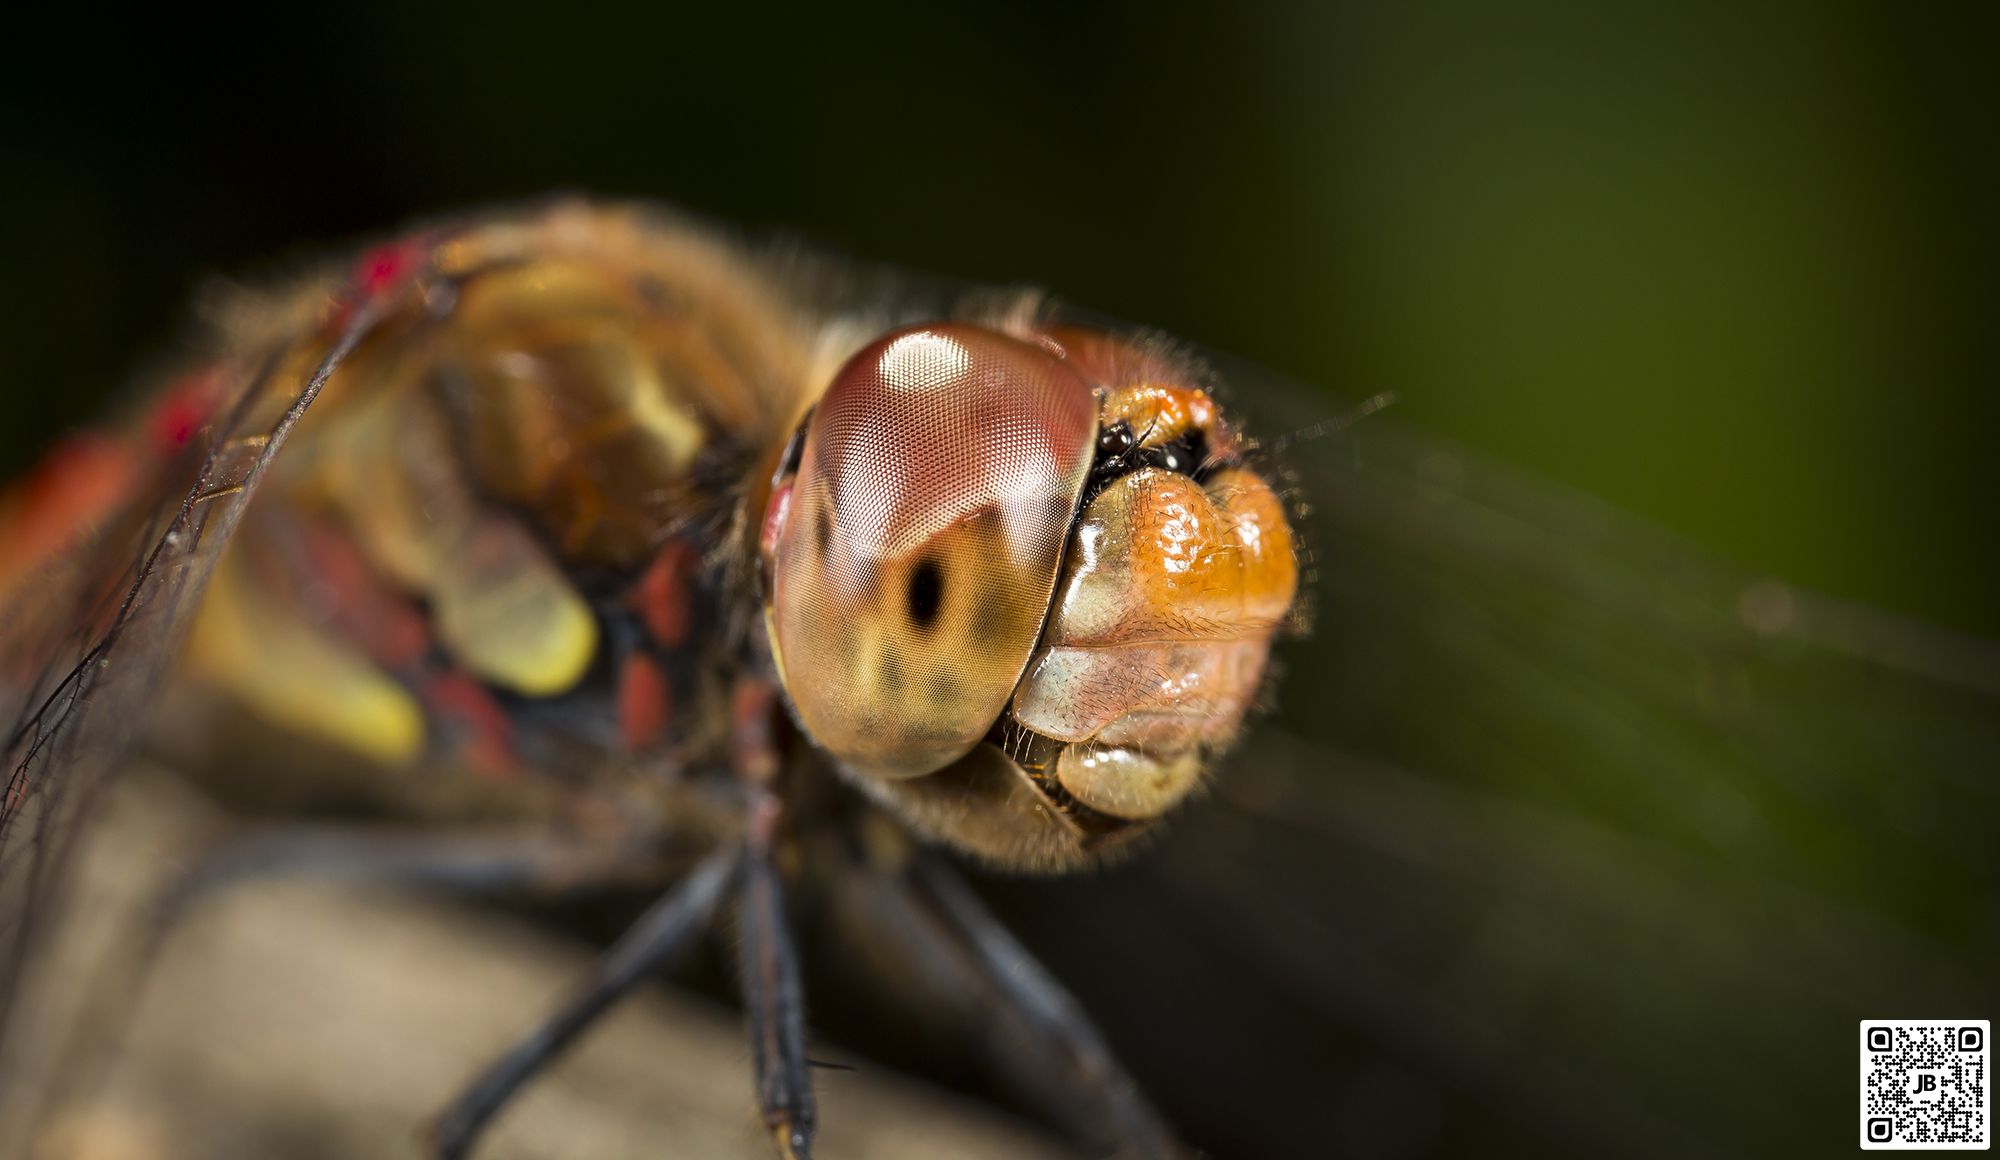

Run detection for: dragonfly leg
[[728, 675, 817, 1158], [739, 786, 816, 1160], [424, 843, 741, 1160], [904, 854, 1183, 1160], [156, 825, 678, 929]]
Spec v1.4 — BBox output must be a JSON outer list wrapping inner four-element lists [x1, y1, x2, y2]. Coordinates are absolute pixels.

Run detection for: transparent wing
[[983, 364, 2000, 1159], [0, 276, 407, 1078]]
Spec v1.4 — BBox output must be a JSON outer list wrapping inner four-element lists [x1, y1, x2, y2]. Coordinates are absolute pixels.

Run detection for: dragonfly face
[[762, 323, 1298, 870]]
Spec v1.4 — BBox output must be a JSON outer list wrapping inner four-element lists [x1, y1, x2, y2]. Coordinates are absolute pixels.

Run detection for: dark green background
[[1, 1, 1992, 635]]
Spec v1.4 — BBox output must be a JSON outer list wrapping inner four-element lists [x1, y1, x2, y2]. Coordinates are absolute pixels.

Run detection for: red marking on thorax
[[0, 362, 231, 597], [0, 434, 134, 597], [293, 525, 532, 779], [631, 539, 698, 647], [617, 652, 674, 751], [323, 235, 430, 332], [353, 237, 429, 299], [422, 670, 520, 778], [300, 525, 432, 670], [13, 434, 130, 517], [144, 367, 225, 452]]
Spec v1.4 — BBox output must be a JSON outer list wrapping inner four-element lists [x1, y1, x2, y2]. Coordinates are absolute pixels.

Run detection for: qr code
[[1862, 1020, 1990, 1150]]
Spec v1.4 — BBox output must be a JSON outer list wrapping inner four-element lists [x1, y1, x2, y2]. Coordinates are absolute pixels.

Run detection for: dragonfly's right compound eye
[[761, 324, 1098, 782]]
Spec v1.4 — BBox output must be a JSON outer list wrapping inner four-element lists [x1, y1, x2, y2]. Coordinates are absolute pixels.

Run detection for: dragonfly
[[0, 198, 1996, 1159]]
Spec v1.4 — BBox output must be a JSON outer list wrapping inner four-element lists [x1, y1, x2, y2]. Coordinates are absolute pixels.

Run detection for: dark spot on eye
[[907, 557, 944, 629], [814, 506, 832, 556], [880, 651, 904, 696]]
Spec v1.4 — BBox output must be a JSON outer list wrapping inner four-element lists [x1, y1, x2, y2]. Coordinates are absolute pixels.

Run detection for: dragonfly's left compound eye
[[762, 325, 1097, 780]]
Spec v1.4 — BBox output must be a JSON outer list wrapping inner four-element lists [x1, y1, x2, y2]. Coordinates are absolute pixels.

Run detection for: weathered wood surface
[[13, 770, 1068, 1160]]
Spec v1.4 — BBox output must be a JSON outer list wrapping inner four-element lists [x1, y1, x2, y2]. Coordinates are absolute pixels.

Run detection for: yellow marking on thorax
[[184, 552, 424, 766]]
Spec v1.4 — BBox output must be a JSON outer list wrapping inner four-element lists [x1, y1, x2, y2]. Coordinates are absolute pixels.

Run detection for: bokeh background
[[1, 1, 1993, 633], [2, 5, 1995, 1160]]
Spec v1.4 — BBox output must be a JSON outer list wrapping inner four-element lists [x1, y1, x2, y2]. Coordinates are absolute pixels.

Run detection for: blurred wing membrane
[[0, 268, 407, 1057]]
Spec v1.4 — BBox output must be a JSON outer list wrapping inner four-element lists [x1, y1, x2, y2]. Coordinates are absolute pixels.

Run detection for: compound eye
[[766, 324, 1097, 779]]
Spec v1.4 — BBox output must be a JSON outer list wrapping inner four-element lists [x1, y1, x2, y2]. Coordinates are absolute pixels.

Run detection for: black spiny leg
[[427, 844, 740, 1160], [739, 789, 815, 1160], [909, 855, 1183, 1160], [730, 677, 815, 1160]]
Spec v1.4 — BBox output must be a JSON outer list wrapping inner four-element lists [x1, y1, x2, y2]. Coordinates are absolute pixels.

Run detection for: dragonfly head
[[761, 322, 1298, 871]]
